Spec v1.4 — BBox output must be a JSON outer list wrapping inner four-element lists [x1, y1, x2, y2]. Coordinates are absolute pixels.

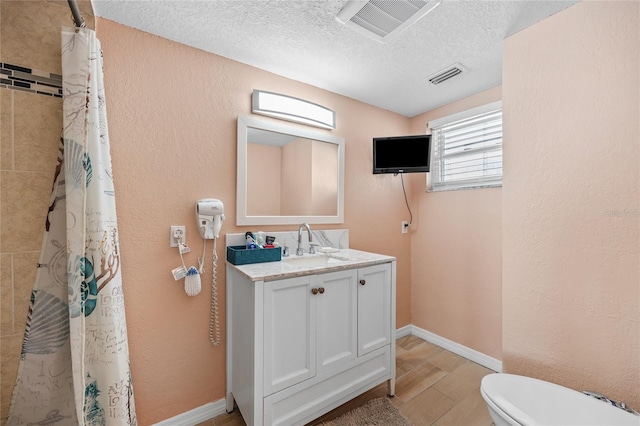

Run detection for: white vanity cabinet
[[357, 264, 393, 356], [226, 255, 395, 426], [264, 269, 358, 396]]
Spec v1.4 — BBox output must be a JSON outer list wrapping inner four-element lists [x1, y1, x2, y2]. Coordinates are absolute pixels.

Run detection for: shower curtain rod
[[67, 0, 86, 28]]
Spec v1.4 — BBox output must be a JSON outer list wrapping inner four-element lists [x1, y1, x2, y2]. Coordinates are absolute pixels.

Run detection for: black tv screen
[[373, 134, 431, 174]]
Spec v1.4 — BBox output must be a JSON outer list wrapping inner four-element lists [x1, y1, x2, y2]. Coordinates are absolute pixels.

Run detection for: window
[[428, 101, 502, 191]]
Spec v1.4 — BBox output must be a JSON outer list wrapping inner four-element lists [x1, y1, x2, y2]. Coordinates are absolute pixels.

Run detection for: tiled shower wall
[[0, 1, 94, 423]]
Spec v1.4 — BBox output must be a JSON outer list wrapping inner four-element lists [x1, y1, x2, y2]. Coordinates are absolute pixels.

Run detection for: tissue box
[[226, 245, 282, 265]]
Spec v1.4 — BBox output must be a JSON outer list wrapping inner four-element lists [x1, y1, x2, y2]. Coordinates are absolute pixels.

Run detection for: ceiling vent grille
[[337, 0, 441, 42], [427, 63, 467, 85]]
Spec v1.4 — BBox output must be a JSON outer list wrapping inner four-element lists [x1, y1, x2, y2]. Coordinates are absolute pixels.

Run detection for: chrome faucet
[[296, 223, 313, 256]]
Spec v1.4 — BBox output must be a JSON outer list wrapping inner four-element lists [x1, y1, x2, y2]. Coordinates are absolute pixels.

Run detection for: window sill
[[427, 183, 502, 193]]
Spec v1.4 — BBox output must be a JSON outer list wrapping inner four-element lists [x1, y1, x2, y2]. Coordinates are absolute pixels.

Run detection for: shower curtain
[[7, 28, 137, 425]]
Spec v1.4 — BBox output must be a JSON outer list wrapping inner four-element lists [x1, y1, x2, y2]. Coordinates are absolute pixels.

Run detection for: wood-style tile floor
[[198, 335, 496, 426]]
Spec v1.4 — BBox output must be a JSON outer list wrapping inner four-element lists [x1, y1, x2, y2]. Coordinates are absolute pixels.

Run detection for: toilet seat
[[480, 384, 526, 425], [481, 374, 640, 426]]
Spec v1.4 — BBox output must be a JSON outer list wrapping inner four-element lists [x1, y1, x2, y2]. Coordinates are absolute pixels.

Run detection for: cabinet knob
[[318, 287, 325, 294], [359, 279, 366, 286], [311, 288, 319, 295]]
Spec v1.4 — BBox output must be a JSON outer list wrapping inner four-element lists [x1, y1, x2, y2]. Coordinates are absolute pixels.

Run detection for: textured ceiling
[[91, 0, 578, 117]]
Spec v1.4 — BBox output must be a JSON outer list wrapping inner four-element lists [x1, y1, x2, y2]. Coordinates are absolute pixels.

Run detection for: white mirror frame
[[237, 116, 345, 226]]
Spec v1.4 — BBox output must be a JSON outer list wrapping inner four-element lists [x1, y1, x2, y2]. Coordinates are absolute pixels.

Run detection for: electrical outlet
[[401, 221, 409, 234], [170, 226, 186, 247]]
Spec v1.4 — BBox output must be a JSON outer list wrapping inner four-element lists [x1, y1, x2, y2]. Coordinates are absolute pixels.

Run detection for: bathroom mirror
[[237, 116, 345, 226]]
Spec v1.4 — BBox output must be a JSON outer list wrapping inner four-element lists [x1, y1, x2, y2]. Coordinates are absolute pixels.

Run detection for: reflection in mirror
[[237, 116, 345, 226], [247, 129, 338, 216]]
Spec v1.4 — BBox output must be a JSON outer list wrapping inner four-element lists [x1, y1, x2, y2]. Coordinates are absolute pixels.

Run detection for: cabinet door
[[264, 275, 317, 395], [357, 264, 392, 356], [316, 269, 358, 374]]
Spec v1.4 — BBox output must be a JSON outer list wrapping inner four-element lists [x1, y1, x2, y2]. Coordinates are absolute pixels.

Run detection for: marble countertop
[[227, 248, 395, 282]]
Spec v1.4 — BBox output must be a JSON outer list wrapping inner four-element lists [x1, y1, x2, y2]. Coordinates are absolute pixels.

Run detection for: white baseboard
[[154, 324, 501, 425], [152, 399, 227, 426], [395, 324, 413, 338], [401, 324, 503, 373]]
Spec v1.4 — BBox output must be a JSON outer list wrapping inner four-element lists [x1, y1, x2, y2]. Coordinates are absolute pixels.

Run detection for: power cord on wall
[[399, 173, 413, 225]]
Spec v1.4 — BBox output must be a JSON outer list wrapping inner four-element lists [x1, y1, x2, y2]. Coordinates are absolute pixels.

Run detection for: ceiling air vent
[[427, 63, 467, 85], [337, 0, 441, 42]]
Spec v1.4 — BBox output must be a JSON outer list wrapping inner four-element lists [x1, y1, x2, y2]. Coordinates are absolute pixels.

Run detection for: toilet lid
[[481, 374, 640, 426]]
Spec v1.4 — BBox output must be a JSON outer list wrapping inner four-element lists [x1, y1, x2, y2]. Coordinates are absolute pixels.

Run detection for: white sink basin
[[282, 254, 350, 269]]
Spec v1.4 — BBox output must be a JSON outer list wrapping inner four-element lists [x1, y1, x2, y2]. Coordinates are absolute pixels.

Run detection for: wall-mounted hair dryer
[[196, 198, 225, 239], [195, 198, 224, 346]]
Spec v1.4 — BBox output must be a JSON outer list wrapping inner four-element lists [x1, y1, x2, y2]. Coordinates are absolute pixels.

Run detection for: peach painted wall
[[282, 139, 312, 215], [247, 143, 281, 215], [311, 140, 339, 216], [96, 18, 412, 424], [502, 1, 639, 407], [407, 86, 503, 360]]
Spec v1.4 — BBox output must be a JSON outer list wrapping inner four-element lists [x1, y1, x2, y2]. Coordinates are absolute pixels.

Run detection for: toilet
[[480, 373, 640, 426]]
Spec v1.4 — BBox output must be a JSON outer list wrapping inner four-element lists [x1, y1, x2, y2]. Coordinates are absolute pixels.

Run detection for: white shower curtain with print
[[7, 28, 137, 426]]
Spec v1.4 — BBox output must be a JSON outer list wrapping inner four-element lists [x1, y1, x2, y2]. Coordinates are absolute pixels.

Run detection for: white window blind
[[428, 102, 503, 191]]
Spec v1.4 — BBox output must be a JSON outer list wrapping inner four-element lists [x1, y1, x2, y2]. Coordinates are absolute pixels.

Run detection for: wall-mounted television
[[373, 134, 431, 174]]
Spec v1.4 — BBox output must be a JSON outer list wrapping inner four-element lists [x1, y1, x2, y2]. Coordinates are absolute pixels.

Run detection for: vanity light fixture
[[251, 90, 336, 130]]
